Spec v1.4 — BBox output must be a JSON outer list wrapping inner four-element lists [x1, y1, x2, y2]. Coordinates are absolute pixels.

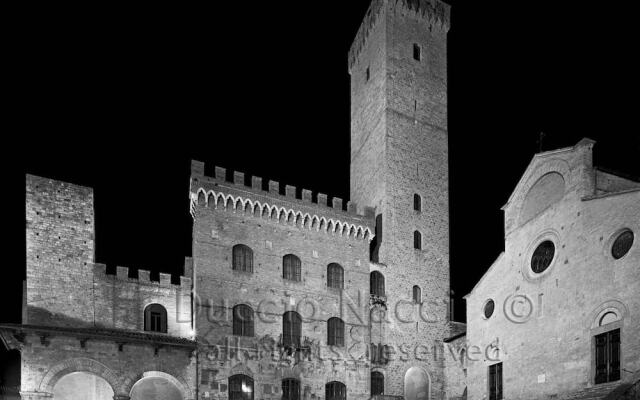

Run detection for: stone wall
[[190, 163, 374, 400], [25, 174, 96, 327], [15, 330, 196, 399], [349, 0, 454, 398], [465, 141, 640, 399]]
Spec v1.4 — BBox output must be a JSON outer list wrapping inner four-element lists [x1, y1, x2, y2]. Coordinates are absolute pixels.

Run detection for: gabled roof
[[464, 252, 505, 299], [502, 138, 596, 211]]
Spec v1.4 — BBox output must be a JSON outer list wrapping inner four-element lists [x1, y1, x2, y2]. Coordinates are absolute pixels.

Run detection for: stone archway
[[39, 358, 122, 396], [127, 371, 193, 400], [53, 372, 114, 400]]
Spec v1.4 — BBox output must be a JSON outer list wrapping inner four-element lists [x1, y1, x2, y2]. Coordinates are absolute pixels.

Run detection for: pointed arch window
[[327, 263, 344, 289], [232, 304, 254, 337], [229, 375, 254, 400], [414, 231, 422, 250], [144, 304, 167, 333], [370, 271, 385, 297], [283, 254, 301, 281], [232, 244, 253, 272], [327, 317, 345, 347], [283, 311, 302, 348]]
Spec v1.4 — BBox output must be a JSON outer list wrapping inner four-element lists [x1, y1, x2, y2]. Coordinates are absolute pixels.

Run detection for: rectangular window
[[488, 362, 503, 400], [150, 312, 162, 332], [595, 329, 620, 384], [413, 43, 421, 61]]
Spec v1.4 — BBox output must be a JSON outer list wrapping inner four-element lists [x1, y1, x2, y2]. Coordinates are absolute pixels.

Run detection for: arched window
[[327, 263, 344, 289], [413, 285, 422, 303], [283, 311, 302, 348], [229, 374, 254, 400], [413, 194, 421, 212], [232, 304, 254, 337], [232, 244, 254, 272], [325, 381, 346, 400], [283, 254, 301, 281], [370, 271, 385, 297], [282, 379, 300, 400], [414, 231, 422, 250], [144, 304, 167, 333], [327, 317, 345, 347], [371, 371, 384, 396]]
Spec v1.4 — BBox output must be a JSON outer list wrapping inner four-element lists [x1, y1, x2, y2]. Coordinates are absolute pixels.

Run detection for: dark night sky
[[3, 1, 639, 323]]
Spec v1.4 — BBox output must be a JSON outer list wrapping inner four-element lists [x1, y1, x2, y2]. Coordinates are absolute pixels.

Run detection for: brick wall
[[190, 164, 374, 400], [349, 1, 454, 398]]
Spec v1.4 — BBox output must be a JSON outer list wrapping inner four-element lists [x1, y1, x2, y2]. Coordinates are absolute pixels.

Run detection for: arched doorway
[[404, 367, 430, 400], [53, 372, 114, 400], [130, 376, 184, 400]]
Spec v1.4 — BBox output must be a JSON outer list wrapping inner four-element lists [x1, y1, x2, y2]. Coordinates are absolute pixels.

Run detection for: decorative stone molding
[[191, 189, 374, 241]]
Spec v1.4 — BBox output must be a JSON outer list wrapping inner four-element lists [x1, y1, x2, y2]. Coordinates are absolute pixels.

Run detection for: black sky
[[4, 1, 639, 323]]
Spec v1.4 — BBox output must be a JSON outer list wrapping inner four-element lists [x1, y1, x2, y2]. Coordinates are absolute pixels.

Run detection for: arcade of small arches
[[192, 189, 374, 241], [30, 358, 193, 400]]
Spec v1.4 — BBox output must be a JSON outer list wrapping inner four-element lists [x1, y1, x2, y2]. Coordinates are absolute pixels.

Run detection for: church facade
[[2, 1, 640, 400], [465, 140, 640, 399]]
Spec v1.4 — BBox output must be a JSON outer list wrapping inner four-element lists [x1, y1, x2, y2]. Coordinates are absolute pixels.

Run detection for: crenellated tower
[[349, 0, 451, 398]]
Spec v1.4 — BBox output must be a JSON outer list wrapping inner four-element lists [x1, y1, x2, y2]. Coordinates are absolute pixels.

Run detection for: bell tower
[[349, 0, 451, 397]]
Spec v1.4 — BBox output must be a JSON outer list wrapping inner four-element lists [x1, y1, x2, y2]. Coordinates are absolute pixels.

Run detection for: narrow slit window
[[366, 67, 370, 82], [414, 231, 422, 250], [413, 43, 421, 61]]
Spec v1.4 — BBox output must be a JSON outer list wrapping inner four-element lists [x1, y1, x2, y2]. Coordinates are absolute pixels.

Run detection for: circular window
[[483, 299, 495, 319], [612, 230, 634, 260], [531, 240, 555, 274]]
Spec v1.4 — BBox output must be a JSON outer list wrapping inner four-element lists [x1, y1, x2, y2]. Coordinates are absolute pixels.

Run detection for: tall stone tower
[[349, 0, 451, 398], [25, 174, 96, 327]]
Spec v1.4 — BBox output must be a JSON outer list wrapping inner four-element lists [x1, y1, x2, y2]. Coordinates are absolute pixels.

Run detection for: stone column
[[21, 392, 53, 400]]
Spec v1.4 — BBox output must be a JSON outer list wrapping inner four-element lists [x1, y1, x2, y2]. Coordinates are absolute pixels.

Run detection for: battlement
[[92, 263, 192, 291], [190, 160, 375, 240], [348, 0, 451, 71]]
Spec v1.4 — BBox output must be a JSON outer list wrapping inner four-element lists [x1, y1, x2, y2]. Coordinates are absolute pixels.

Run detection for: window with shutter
[[283, 254, 302, 281], [328, 318, 345, 347], [327, 263, 344, 289], [488, 362, 502, 400], [325, 381, 346, 400], [595, 329, 621, 384], [144, 304, 167, 333], [282, 379, 300, 400], [283, 311, 302, 348], [371, 371, 384, 396], [233, 304, 254, 337], [232, 244, 253, 272]]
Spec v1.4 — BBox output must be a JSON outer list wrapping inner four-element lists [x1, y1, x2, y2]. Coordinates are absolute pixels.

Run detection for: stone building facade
[[2, 0, 639, 400], [464, 139, 640, 399], [0, 175, 197, 400]]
